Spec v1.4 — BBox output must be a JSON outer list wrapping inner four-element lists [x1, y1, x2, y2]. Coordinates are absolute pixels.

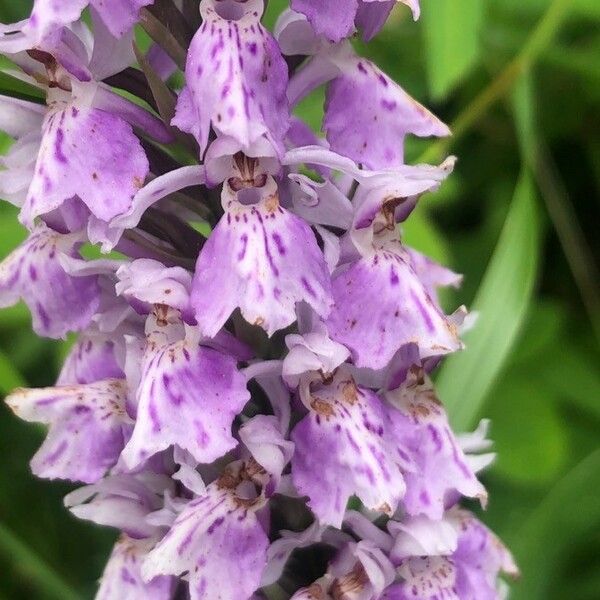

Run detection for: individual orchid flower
[[142, 460, 271, 600], [191, 161, 332, 336], [384, 366, 487, 519], [121, 305, 250, 468], [386, 509, 519, 599], [0, 19, 170, 244], [173, 0, 290, 158], [325, 162, 463, 370]]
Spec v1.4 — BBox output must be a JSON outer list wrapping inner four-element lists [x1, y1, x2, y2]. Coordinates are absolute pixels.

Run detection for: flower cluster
[[0, 1, 518, 599]]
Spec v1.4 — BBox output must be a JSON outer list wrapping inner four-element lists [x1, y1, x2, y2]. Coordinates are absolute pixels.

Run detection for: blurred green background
[[1, 0, 599, 598]]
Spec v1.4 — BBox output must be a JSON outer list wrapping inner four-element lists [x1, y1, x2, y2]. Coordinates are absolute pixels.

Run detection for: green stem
[[417, 0, 575, 164], [0, 521, 80, 600]]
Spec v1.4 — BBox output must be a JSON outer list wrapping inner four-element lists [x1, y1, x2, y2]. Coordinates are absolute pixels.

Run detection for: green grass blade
[[508, 449, 600, 600], [0, 521, 81, 600], [435, 170, 541, 430], [421, 0, 484, 99]]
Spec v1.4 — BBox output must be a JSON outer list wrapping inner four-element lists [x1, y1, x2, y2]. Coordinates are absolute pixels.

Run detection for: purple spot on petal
[[238, 233, 248, 261], [301, 276, 316, 298], [54, 128, 68, 164], [411, 290, 435, 333], [272, 232, 286, 255], [121, 567, 137, 585], [207, 516, 225, 534], [43, 439, 68, 465], [36, 302, 51, 331]]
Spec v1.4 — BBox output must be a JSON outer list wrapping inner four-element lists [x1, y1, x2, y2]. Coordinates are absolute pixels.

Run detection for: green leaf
[[487, 379, 568, 485], [421, 0, 484, 99], [0, 1, 32, 22], [539, 342, 600, 420], [508, 449, 600, 600], [435, 170, 541, 430], [0, 73, 45, 105], [0, 521, 80, 600], [138, 6, 187, 71]]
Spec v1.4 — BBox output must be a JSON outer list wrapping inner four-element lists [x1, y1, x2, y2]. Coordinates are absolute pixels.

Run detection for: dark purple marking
[[345, 430, 361, 453], [36, 302, 51, 331], [271, 232, 286, 255], [207, 516, 225, 534], [120, 567, 137, 585], [410, 290, 435, 333], [43, 439, 68, 465], [301, 276, 316, 298], [54, 128, 68, 164], [237, 233, 248, 261], [177, 521, 201, 556], [427, 424, 443, 453]]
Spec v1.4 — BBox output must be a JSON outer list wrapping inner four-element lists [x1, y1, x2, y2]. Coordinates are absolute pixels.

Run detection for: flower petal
[[291, 369, 406, 527], [143, 475, 269, 600], [65, 473, 172, 538], [22, 105, 148, 227], [383, 556, 458, 600], [116, 259, 193, 317], [91, 0, 153, 39], [324, 58, 449, 169], [291, 0, 358, 43], [5, 379, 130, 483], [326, 246, 462, 370], [453, 510, 518, 597], [122, 310, 250, 468], [173, 0, 289, 156], [97, 535, 175, 600], [0, 226, 101, 338], [57, 334, 124, 385], [191, 176, 332, 337]]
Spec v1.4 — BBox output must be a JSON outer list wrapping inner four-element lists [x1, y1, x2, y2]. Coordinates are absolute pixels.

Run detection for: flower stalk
[[0, 1, 518, 598]]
